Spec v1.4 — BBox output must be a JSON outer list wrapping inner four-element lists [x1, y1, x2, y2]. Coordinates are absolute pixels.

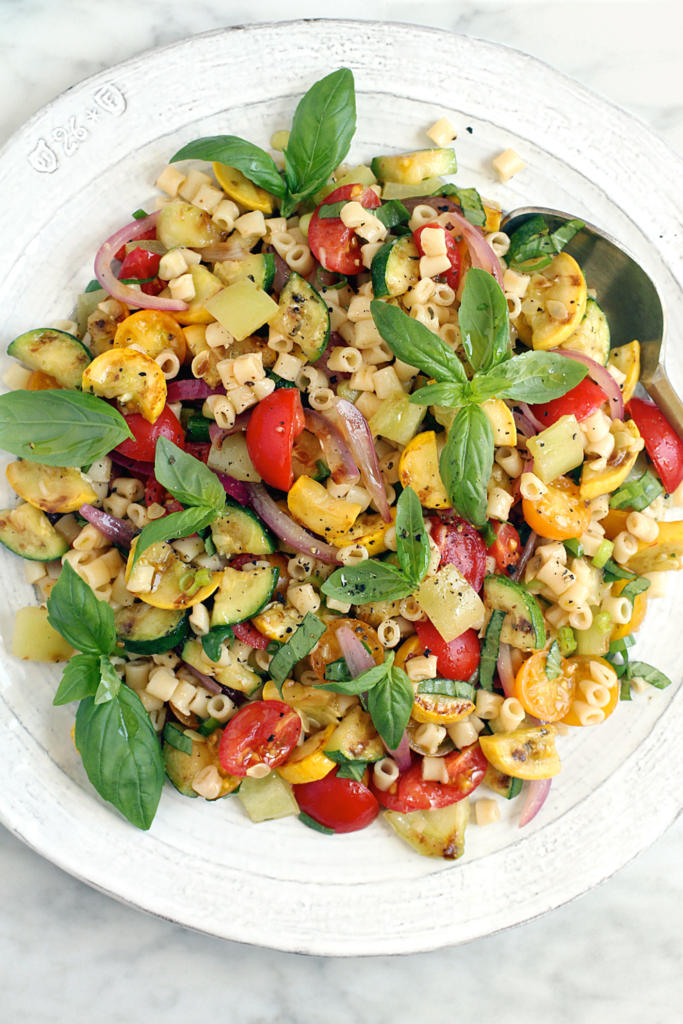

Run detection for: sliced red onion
[[193, 238, 255, 262], [337, 625, 376, 676], [247, 483, 340, 564], [180, 661, 223, 693], [109, 451, 154, 476], [214, 471, 249, 506], [518, 778, 552, 828], [79, 503, 136, 549], [208, 411, 252, 444], [513, 410, 536, 439], [518, 402, 545, 433], [315, 333, 350, 383], [552, 348, 624, 420], [304, 409, 360, 486], [497, 642, 516, 699], [166, 380, 226, 402], [94, 212, 188, 312], [385, 730, 412, 774], [445, 205, 504, 288], [334, 398, 390, 522], [512, 530, 538, 583]]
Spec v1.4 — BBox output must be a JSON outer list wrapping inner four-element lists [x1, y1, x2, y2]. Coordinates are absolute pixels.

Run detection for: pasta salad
[[1, 68, 681, 858]]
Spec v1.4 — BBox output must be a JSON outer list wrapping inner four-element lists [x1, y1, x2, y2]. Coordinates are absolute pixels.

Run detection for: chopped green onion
[[557, 625, 577, 656], [179, 568, 212, 596], [197, 716, 221, 736], [619, 677, 632, 701], [591, 539, 614, 569], [609, 469, 663, 512], [563, 538, 584, 559], [593, 610, 613, 635], [132, 208, 148, 220]]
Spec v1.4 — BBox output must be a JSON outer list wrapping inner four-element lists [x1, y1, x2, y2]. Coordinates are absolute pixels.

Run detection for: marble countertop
[[2, 2, 683, 1020]]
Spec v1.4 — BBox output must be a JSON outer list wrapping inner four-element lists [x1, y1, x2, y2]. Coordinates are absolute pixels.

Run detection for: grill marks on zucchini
[[8, 328, 92, 390], [114, 604, 190, 656], [270, 272, 330, 362]]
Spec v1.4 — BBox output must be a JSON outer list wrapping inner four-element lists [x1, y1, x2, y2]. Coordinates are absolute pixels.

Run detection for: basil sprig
[[131, 437, 226, 569], [0, 390, 133, 467], [370, 271, 589, 527], [438, 185, 487, 228], [48, 562, 164, 830], [171, 69, 356, 218], [316, 651, 413, 750], [506, 215, 585, 273], [321, 486, 430, 605]]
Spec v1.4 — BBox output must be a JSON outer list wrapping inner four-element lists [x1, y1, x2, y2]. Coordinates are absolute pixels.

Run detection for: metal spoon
[[500, 207, 683, 437]]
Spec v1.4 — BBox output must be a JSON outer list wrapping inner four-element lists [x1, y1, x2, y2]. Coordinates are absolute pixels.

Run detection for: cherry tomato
[[232, 621, 272, 650], [309, 618, 384, 680], [522, 474, 591, 540], [115, 406, 185, 463], [144, 475, 165, 507], [561, 655, 619, 727], [184, 442, 210, 463], [219, 700, 302, 777], [372, 745, 487, 812], [527, 377, 606, 428], [118, 247, 161, 283], [627, 396, 683, 493], [487, 521, 521, 571], [412, 222, 462, 291], [308, 184, 381, 275], [429, 515, 486, 590], [246, 388, 305, 490], [294, 769, 380, 833], [514, 650, 576, 722], [114, 226, 156, 262], [414, 620, 480, 680], [27, 370, 61, 391]]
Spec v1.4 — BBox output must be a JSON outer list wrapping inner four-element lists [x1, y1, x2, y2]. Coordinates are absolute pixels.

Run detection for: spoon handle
[[643, 367, 683, 444]]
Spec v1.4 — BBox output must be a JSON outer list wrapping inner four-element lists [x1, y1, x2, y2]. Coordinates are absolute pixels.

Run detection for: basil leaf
[[409, 382, 465, 408], [507, 216, 584, 272], [155, 437, 225, 512], [315, 659, 387, 696], [197, 716, 221, 736], [336, 761, 371, 781], [468, 375, 510, 404], [371, 300, 467, 383], [627, 661, 672, 690], [299, 811, 334, 835], [494, 351, 589, 403], [84, 278, 102, 293], [458, 268, 510, 372], [284, 68, 356, 202], [439, 405, 494, 528], [610, 469, 664, 512], [324, 656, 353, 683], [545, 641, 562, 680], [620, 576, 651, 606], [416, 679, 475, 700], [269, 613, 327, 692], [438, 185, 486, 228], [53, 653, 100, 706], [163, 722, 193, 755], [201, 626, 234, 664], [396, 485, 430, 587], [75, 687, 165, 830], [95, 656, 122, 705], [375, 200, 410, 229], [321, 560, 413, 605], [367, 662, 413, 750], [619, 676, 632, 700], [0, 390, 134, 467], [479, 609, 505, 690], [131, 505, 218, 570], [170, 136, 285, 199], [602, 558, 636, 583], [317, 200, 346, 219], [47, 561, 116, 655]]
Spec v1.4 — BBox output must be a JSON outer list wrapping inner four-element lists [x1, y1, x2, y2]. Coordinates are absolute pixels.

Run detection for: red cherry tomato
[[627, 397, 683, 494], [184, 442, 210, 464], [527, 376, 607, 428], [232, 621, 272, 650], [246, 388, 305, 490], [118, 247, 161, 282], [294, 769, 380, 833], [429, 515, 486, 590], [412, 222, 462, 291], [219, 700, 302, 777], [372, 745, 487, 812], [487, 521, 521, 571], [115, 406, 185, 463], [308, 184, 381, 275], [414, 620, 481, 680], [144, 475, 165, 507], [114, 226, 156, 262]]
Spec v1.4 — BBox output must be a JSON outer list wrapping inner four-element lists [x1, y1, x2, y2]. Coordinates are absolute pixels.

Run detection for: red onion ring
[[334, 398, 391, 522], [337, 625, 376, 677], [518, 402, 545, 433], [214, 471, 249, 506], [444, 206, 504, 288], [386, 731, 412, 774], [552, 348, 624, 419], [79, 503, 136, 549], [513, 410, 538, 440], [208, 412, 252, 445], [512, 530, 538, 583], [180, 661, 223, 694], [518, 778, 552, 828], [94, 212, 188, 312], [496, 642, 516, 699], [109, 451, 154, 476], [304, 409, 360, 486], [166, 380, 225, 402], [247, 483, 340, 564]]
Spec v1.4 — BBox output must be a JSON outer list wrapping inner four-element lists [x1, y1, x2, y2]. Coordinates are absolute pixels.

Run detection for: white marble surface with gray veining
[[1, 2, 683, 1021]]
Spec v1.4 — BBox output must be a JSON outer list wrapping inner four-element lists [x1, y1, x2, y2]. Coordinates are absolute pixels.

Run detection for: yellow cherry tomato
[[82, 347, 167, 423], [514, 649, 577, 723], [561, 655, 619, 727], [523, 475, 591, 540], [610, 578, 648, 641], [114, 309, 187, 363]]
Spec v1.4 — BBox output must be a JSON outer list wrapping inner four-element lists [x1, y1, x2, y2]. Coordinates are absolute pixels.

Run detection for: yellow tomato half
[[561, 655, 619, 727], [514, 649, 576, 723], [523, 475, 591, 540], [114, 309, 187, 363]]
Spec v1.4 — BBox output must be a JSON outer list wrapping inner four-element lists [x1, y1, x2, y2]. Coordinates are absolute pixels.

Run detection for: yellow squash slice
[[287, 475, 362, 544], [399, 431, 449, 509], [608, 340, 640, 404], [277, 724, 336, 785], [479, 725, 561, 780], [6, 461, 97, 514], [82, 347, 167, 423], [522, 252, 587, 350], [213, 163, 275, 213], [125, 539, 220, 610], [579, 419, 641, 500]]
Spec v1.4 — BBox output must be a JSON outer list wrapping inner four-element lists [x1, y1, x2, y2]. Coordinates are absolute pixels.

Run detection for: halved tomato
[[522, 475, 591, 540], [371, 745, 487, 812], [430, 515, 487, 590], [308, 184, 381, 275], [514, 649, 576, 722], [219, 700, 302, 777]]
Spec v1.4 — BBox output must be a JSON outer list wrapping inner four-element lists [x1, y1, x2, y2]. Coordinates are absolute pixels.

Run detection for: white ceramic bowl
[[1, 20, 682, 956]]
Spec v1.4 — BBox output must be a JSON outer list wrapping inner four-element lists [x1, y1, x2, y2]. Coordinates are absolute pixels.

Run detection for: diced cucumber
[[559, 297, 610, 365], [384, 799, 469, 859], [381, 177, 445, 201], [323, 707, 385, 763], [210, 500, 276, 557], [269, 272, 329, 362], [208, 433, 262, 482], [237, 770, 299, 822], [114, 603, 190, 655], [526, 414, 584, 484], [181, 637, 263, 695], [0, 503, 69, 561], [483, 574, 546, 651], [371, 149, 458, 185], [211, 566, 279, 626], [205, 278, 279, 342], [483, 763, 524, 800], [214, 252, 276, 292], [371, 234, 420, 298], [8, 328, 91, 390], [574, 605, 610, 656]]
